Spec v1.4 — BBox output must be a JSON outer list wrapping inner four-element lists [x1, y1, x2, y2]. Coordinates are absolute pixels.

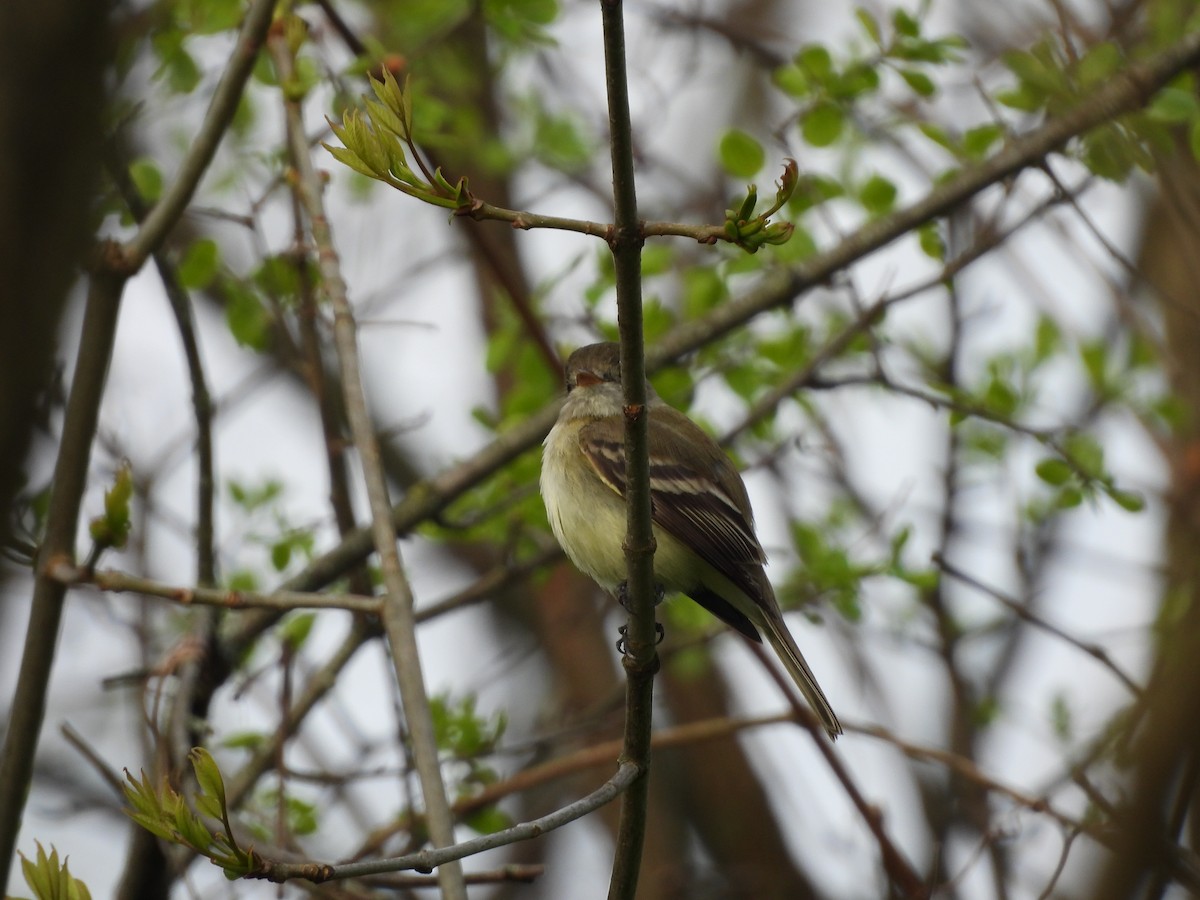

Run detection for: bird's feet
[[616, 581, 665, 612], [616, 622, 665, 656]]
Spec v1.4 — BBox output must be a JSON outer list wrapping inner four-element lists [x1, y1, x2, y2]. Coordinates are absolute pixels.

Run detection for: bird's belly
[[542, 422, 696, 595]]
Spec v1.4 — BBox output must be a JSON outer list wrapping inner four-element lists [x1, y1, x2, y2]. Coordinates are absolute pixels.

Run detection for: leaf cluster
[[721, 160, 799, 253], [12, 843, 92, 900], [86, 461, 133, 555], [123, 748, 263, 879], [326, 70, 470, 210]]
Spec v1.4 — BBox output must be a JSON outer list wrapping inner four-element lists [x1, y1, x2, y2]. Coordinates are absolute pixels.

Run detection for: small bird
[[540, 342, 842, 739]]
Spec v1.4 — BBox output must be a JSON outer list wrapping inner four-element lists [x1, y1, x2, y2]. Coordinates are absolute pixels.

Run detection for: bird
[[540, 342, 842, 739]]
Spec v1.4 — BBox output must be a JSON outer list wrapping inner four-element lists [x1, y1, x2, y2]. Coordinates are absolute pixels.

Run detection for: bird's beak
[[574, 370, 604, 388]]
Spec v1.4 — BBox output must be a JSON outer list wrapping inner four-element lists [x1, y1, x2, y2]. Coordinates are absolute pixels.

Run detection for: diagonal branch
[[123, 0, 276, 270], [248, 761, 641, 884], [268, 21, 467, 900]]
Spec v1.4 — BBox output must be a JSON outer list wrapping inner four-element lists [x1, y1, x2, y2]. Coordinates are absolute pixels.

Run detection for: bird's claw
[[616, 621, 665, 655], [617, 581, 666, 611]]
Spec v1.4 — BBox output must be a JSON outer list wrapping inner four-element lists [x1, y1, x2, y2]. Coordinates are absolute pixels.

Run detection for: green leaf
[[917, 221, 944, 260], [465, 805, 514, 835], [1147, 86, 1200, 124], [128, 158, 163, 203], [796, 44, 833, 80], [224, 283, 271, 351], [892, 8, 920, 37], [1050, 693, 1073, 742], [984, 376, 1018, 417], [1056, 486, 1084, 509], [773, 64, 809, 97], [18, 842, 93, 900], [995, 83, 1045, 113], [1033, 315, 1061, 363], [898, 69, 936, 97], [152, 31, 201, 94], [962, 124, 1004, 160], [1108, 487, 1146, 513], [254, 254, 303, 300], [178, 239, 220, 290], [1076, 42, 1123, 89], [830, 63, 880, 100], [89, 462, 134, 550], [221, 731, 267, 750], [534, 110, 591, 171], [801, 102, 844, 147], [270, 540, 291, 571], [190, 748, 229, 822], [1035, 458, 1072, 486], [859, 173, 897, 215], [855, 7, 882, 45], [718, 129, 765, 177], [279, 612, 317, 651], [1063, 432, 1105, 478], [1079, 340, 1108, 389]]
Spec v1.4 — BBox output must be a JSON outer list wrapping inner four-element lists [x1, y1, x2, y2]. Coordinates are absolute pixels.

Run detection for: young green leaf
[[719, 129, 765, 177]]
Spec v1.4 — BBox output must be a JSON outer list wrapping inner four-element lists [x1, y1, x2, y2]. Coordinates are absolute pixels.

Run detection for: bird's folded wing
[[578, 411, 767, 605]]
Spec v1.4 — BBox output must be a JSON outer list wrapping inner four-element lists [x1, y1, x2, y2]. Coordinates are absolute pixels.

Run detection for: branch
[[46, 561, 383, 615], [47, 545, 561, 622], [268, 23, 466, 899], [654, 27, 1200, 362], [934, 555, 1143, 696], [247, 762, 641, 883], [0, 265, 124, 885], [104, 143, 217, 586], [122, 0, 276, 270], [459, 200, 730, 245], [748, 643, 926, 898], [596, 1, 657, 897]]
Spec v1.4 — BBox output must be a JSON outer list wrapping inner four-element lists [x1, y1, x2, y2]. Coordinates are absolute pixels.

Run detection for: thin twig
[[935, 555, 1143, 697], [598, 0, 657, 897], [0, 266, 125, 885], [747, 643, 927, 898], [124, 0, 276, 269], [247, 762, 641, 883], [48, 561, 383, 615], [269, 22, 466, 899]]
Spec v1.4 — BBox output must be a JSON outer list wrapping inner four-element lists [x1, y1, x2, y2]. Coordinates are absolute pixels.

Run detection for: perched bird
[[540, 342, 842, 739]]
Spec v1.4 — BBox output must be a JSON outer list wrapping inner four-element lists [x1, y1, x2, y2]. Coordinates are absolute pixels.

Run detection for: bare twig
[[747, 643, 927, 898], [935, 555, 1143, 697], [47, 560, 383, 614], [269, 22, 466, 899], [598, 1, 657, 897], [247, 762, 641, 883], [0, 267, 124, 884]]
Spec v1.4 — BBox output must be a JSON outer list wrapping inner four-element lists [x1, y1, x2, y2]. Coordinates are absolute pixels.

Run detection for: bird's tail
[[761, 613, 843, 740]]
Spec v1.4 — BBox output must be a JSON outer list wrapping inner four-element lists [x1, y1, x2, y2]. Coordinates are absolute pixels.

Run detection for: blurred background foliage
[[5, 0, 1200, 897]]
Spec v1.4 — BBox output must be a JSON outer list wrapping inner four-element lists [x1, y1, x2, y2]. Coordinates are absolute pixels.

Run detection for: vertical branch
[[0, 263, 125, 886], [104, 152, 224, 897], [599, 1, 656, 898], [267, 21, 467, 900]]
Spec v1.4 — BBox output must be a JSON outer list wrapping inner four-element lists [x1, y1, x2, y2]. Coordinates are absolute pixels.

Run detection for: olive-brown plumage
[[541, 342, 841, 739]]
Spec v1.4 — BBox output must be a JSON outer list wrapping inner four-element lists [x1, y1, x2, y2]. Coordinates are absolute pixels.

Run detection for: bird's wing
[[578, 408, 768, 607]]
